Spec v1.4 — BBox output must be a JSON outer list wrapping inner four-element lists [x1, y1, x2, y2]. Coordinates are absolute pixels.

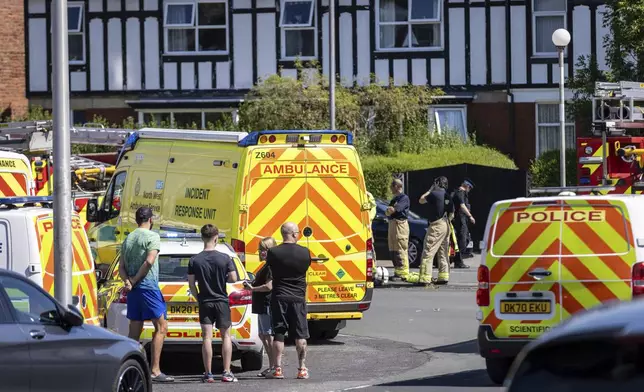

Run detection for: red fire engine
[[577, 81, 644, 194]]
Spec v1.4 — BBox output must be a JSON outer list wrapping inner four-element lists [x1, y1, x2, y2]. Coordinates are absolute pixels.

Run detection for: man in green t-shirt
[[118, 207, 174, 383]]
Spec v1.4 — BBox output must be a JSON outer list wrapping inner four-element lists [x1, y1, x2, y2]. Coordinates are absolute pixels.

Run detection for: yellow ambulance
[[0, 151, 34, 197], [477, 190, 643, 384], [0, 196, 99, 325], [86, 129, 374, 339]]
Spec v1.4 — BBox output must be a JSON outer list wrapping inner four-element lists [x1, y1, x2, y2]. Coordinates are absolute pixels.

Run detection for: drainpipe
[[505, 0, 516, 163]]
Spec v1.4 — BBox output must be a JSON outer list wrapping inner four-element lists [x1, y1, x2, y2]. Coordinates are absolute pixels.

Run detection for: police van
[[0, 196, 100, 325], [86, 129, 374, 339], [476, 187, 644, 384]]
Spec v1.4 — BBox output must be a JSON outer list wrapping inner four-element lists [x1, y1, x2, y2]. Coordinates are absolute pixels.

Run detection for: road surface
[[154, 255, 499, 391]]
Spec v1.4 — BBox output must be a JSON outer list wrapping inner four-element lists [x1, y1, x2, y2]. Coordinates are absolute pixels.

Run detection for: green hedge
[[362, 146, 518, 199], [529, 149, 577, 187]]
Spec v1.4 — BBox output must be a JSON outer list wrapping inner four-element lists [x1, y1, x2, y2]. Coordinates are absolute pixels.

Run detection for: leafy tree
[[237, 62, 445, 156], [568, 1, 644, 127]]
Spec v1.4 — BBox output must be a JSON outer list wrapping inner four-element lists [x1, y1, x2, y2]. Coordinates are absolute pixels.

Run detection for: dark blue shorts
[[126, 287, 167, 321]]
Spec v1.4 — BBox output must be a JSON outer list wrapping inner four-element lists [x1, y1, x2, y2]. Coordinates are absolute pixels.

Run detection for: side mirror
[[95, 269, 102, 281], [247, 272, 255, 282], [63, 304, 84, 327], [86, 199, 99, 223]]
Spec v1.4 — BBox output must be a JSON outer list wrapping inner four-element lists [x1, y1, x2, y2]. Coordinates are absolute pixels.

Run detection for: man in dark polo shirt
[[386, 179, 410, 281], [417, 176, 454, 286], [265, 222, 312, 380], [187, 224, 238, 383]]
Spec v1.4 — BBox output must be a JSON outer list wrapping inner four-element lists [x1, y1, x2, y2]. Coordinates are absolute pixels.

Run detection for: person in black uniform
[[452, 178, 475, 269], [417, 176, 454, 286], [386, 179, 410, 281]]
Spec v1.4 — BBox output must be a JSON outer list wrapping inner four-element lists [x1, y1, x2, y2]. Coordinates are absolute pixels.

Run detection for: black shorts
[[270, 298, 309, 341], [199, 301, 232, 329]]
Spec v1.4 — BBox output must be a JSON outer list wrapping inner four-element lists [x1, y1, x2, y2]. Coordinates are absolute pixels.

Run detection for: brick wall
[[468, 102, 536, 170], [0, 0, 27, 119]]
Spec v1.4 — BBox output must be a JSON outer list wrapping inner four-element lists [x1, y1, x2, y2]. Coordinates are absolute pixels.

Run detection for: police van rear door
[[559, 198, 634, 317], [482, 200, 562, 340]]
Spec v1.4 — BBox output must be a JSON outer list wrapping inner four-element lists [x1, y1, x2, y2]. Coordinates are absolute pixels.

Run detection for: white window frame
[[375, 0, 443, 52], [68, 2, 85, 65], [280, 0, 318, 60], [279, 0, 315, 27], [535, 102, 575, 157], [137, 109, 239, 128], [532, 0, 567, 57], [163, 0, 229, 55], [428, 105, 468, 140]]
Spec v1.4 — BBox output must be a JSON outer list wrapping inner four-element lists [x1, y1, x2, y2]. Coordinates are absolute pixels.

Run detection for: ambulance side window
[[102, 172, 127, 220]]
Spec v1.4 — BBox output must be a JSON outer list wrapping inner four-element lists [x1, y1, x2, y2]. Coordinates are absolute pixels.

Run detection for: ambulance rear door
[[303, 143, 369, 306], [559, 198, 634, 317], [242, 142, 309, 274], [483, 200, 562, 340], [0, 154, 33, 196]]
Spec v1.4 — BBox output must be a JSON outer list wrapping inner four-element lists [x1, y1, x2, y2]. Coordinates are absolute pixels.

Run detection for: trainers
[[297, 368, 309, 379], [258, 367, 273, 377], [202, 373, 215, 383], [222, 371, 238, 383], [265, 366, 284, 379]]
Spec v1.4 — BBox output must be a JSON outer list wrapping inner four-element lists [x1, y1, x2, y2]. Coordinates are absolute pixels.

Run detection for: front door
[[88, 171, 128, 275], [0, 274, 95, 392]]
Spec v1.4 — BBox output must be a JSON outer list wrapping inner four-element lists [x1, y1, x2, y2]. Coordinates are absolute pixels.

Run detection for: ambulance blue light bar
[[238, 130, 353, 147], [0, 196, 54, 205]]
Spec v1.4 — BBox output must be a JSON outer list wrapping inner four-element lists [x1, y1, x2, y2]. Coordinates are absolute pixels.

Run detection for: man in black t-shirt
[[452, 178, 475, 269], [265, 222, 312, 380], [418, 176, 453, 286], [187, 224, 239, 383]]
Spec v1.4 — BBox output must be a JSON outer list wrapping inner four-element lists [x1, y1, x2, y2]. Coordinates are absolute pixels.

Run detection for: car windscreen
[[158, 255, 192, 282], [508, 338, 644, 392], [157, 254, 242, 282]]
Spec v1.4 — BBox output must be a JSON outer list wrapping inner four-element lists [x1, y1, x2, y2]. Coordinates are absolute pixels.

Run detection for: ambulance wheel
[[241, 351, 264, 372], [114, 359, 148, 392], [408, 237, 421, 268], [322, 329, 339, 339], [485, 358, 513, 385]]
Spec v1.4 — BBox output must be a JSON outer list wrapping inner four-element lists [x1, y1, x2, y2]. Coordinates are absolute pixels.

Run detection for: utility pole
[[329, 0, 336, 130], [52, 0, 73, 306]]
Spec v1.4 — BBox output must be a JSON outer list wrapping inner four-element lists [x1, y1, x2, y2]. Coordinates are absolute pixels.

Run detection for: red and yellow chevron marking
[[34, 214, 99, 325], [0, 172, 29, 196], [580, 141, 606, 178], [480, 198, 635, 339], [241, 145, 369, 306], [73, 198, 94, 231]]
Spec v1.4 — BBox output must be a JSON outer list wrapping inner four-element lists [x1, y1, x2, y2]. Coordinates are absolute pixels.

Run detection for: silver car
[[0, 270, 151, 392]]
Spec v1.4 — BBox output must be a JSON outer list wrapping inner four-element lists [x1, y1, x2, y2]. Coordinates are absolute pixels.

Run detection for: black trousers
[[453, 217, 470, 264]]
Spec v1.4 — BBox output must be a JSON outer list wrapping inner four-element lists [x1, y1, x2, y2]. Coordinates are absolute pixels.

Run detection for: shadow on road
[[376, 369, 495, 388], [420, 339, 478, 354]]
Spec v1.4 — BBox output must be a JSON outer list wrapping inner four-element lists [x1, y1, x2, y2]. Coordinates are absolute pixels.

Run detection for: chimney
[[0, 0, 28, 119]]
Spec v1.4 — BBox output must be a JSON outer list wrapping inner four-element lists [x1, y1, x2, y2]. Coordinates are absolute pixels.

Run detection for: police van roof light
[[0, 196, 54, 205]]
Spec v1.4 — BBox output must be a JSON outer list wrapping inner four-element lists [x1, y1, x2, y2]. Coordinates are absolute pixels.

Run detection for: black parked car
[[505, 298, 644, 391], [372, 199, 454, 268]]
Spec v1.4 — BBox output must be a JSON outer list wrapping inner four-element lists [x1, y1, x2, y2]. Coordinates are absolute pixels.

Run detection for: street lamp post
[[552, 28, 571, 188]]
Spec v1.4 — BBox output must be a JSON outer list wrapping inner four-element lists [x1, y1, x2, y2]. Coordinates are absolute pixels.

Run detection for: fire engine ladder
[[591, 81, 644, 188], [0, 120, 132, 151]]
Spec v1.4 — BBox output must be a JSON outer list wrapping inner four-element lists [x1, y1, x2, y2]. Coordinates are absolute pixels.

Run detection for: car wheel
[[485, 358, 513, 385], [408, 237, 421, 268], [113, 359, 148, 392], [241, 351, 264, 371]]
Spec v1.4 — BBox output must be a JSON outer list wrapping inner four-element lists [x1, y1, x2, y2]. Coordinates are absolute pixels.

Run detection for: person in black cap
[[452, 179, 475, 269], [119, 206, 174, 382], [416, 176, 453, 286]]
